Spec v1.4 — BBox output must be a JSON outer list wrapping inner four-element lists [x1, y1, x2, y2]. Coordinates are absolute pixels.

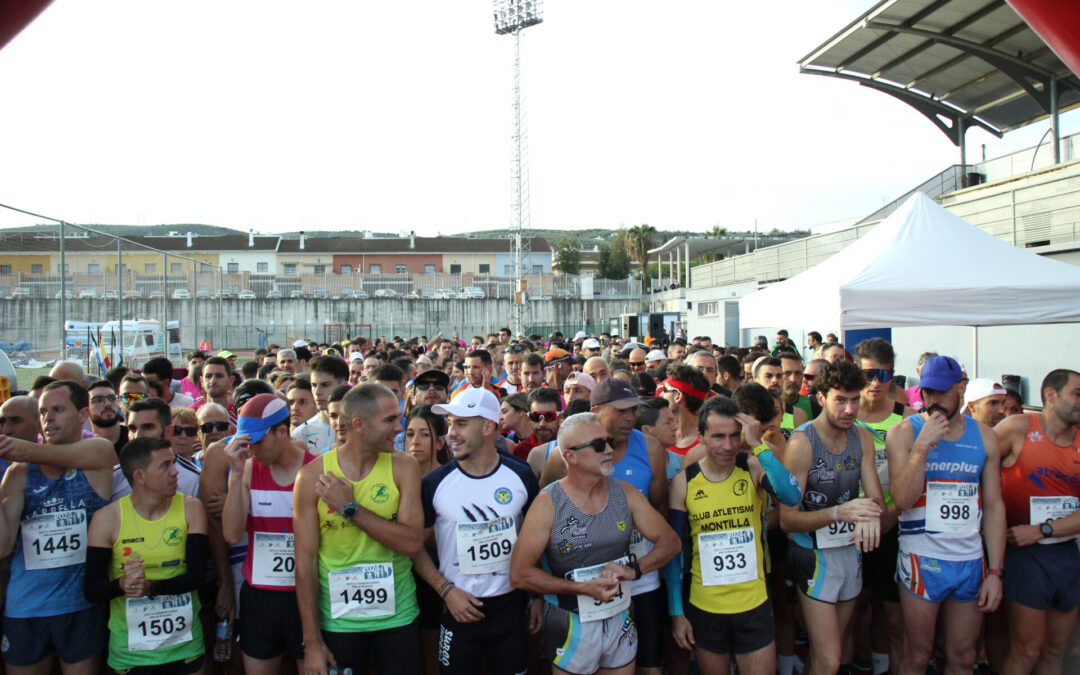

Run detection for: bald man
[[48, 361, 86, 385], [0, 396, 41, 444], [583, 357, 610, 383]]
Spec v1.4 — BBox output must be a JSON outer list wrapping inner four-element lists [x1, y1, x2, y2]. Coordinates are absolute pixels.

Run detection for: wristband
[[439, 581, 455, 599], [751, 441, 770, 456], [986, 568, 1003, 578], [832, 505, 839, 522]]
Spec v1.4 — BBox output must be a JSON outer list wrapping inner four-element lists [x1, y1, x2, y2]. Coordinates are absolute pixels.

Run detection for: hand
[[916, 411, 950, 452], [735, 413, 764, 449], [303, 638, 336, 675], [853, 518, 880, 553], [672, 614, 695, 651], [215, 574, 235, 620], [837, 497, 882, 522], [601, 561, 635, 582], [527, 598, 543, 635], [315, 474, 355, 515], [204, 490, 227, 519], [579, 575, 620, 603], [0, 435, 21, 461], [978, 574, 1003, 613], [1007, 524, 1043, 547], [445, 587, 485, 623], [224, 434, 251, 473]]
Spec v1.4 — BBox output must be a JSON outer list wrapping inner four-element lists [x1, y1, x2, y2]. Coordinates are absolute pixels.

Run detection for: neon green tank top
[[855, 401, 905, 505], [108, 495, 203, 670], [317, 448, 418, 632]]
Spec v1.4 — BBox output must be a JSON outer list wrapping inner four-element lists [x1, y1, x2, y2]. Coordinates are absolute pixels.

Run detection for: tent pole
[[972, 326, 979, 378]]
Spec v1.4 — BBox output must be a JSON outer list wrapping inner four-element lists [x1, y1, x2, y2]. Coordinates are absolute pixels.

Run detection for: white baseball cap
[[573, 331, 588, 341], [645, 349, 666, 363], [582, 338, 601, 350], [564, 371, 596, 391], [432, 387, 501, 424], [964, 378, 1008, 406], [292, 339, 308, 348]]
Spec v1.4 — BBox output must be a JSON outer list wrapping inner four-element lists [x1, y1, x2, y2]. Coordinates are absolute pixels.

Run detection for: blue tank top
[[612, 429, 659, 594], [6, 465, 109, 618]]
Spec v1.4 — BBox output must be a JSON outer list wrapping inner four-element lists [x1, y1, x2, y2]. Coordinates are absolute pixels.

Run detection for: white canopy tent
[[738, 192, 1080, 374]]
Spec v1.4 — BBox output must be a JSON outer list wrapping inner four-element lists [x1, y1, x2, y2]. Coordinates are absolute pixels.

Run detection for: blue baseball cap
[[919, 355, 963, 392], [225, 393, 289, 444]]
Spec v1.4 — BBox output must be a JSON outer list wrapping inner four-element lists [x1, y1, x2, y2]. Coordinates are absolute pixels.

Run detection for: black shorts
[[438, 591, 527, 675], [631, 587, 664, 669], [322, 619, 420, 675], [414, 571, 442, 631], [2, 604, 108, 666], [685, 598, 774, 656], [862, 527, 900, 603], [1004, 541, 1080, 612], [238, 582, 304, 661], [115, 654, 204, 675]]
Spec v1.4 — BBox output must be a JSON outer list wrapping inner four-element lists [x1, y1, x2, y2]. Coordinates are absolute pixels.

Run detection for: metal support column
[[59, 221, 66, 354], [958, 117, 967, 170], [162, 252, 169, 358], [684, 243, 690, 288], [1050, 76, 1060, 164], [192, 260, 198, 351], [117, 239, 123, 365]]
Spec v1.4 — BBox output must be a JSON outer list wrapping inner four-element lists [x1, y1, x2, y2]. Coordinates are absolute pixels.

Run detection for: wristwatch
[[1040, 522, 1055, 539], [629, 559, 642, 581], [341, 501, 359, 520]]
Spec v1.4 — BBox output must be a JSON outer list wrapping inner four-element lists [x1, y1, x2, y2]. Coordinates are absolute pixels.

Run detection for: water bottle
[[212, 618, 232, 662]]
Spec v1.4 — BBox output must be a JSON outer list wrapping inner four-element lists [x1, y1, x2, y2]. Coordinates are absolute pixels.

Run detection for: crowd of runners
[[0, 326, 1076, 675]]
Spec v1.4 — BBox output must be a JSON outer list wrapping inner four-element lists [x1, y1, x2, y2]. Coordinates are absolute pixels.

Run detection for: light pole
[[494, 0, 543, 338]]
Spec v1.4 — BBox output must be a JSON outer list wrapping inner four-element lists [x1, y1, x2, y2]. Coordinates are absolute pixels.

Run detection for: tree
[[597, 238, 631, 280], [624, 223, 657, 292], [552, 235, 581, 276]]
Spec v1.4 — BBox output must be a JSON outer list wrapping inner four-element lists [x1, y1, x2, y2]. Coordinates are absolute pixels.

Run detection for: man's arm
[[510, 490, 601, 598], [887, 416, 938, 512], [0, 435, 114, 471], [779, 431, 881, 533], [643, 435, 669, 516], [623, 482, 679, 575], [220, 459, 252, 546], [993, 414, 1028, 469], [538, 446, 568, 488], [293, 458, 334, 675], [197, 438, 234, 620], [0, 463, 27, 557], [977, 424, 1006, 612]]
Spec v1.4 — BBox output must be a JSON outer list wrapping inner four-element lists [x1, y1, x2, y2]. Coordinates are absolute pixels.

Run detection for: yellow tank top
[[317, 448, 417, 632], [686, 457, 767, 614], [108, 495, 203, 669]]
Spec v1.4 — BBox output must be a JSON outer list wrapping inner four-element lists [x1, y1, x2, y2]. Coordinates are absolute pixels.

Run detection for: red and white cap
[[226, 393, 289, 444]]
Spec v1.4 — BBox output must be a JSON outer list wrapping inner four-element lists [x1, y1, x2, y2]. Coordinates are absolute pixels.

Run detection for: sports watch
[[341, 501, 360, 520], [1040, 522, 1055, 539]]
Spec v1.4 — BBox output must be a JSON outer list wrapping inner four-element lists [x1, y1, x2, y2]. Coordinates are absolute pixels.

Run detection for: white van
[[98, 319, 183, 369]]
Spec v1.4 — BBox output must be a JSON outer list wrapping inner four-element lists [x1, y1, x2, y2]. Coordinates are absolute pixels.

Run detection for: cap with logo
[[590, 378, 644, 409], [919, 355, 963, 392], [544, 348, 573, 368], [225, 393, 289, 445], [564, 371, 596, 392], [432, 386, 501, 424], [964, 378, 1009, 406]]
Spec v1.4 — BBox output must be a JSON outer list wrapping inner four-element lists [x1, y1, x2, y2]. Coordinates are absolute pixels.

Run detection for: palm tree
[[625, 223, 657, 292]]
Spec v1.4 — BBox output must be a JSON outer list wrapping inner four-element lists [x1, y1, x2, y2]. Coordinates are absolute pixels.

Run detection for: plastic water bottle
[[212, 619, 232, 662]]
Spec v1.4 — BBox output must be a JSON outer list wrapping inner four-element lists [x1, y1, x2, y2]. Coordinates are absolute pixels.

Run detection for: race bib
[[570, 556, 632, 622], [698, 527, 757, 586], [456, 515, 517, 575], [925, 481, 979, 533], [1031, 496, 1080, 545], [815, 520, 856, 549], [126, 593, 194, 651], [251, 532, 295, 587], [21, 509, 86, 570], [328, 563, 395, 619]]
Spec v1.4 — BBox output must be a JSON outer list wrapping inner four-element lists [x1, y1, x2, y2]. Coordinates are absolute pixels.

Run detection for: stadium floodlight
[[493, 0, 543, 336]]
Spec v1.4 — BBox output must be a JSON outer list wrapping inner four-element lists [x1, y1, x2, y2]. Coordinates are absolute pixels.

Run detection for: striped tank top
[[242, 451, 317, 590]]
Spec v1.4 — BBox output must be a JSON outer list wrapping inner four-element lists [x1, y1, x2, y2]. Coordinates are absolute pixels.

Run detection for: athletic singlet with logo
[[897, 414, 986, 561], [685, 457, 767, 614], [6, 465, 109, 618], [242, 450, 318, 591], [543, 477, 633, 612], [791, 423, 864, 550], [317, 449, 418, 632], [108, 494, 203, 670], [1001, 413, 1080, 532], [613, 429, 659, 594], [856, 401, 905, 494], [422, 456, 538, 597]]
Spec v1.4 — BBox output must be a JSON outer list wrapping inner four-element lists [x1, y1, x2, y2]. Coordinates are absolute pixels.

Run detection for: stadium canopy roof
[[798, 0, 1080, 149]]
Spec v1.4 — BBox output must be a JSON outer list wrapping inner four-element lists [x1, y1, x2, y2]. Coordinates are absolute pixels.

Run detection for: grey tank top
[[797, 424, 864, 548], [543, 477, 633, 610]]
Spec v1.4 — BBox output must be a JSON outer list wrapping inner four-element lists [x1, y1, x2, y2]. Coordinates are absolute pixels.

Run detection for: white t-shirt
[[168, 391, 195, 409], [112, 454, 201, 501], [291, 416, 334, 454]]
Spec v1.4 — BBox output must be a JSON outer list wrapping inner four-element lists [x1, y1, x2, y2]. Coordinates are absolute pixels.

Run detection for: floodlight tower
[[494, 0, 542, 337]]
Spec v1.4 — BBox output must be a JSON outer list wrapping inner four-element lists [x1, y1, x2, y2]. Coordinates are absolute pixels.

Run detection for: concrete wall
[[0, 297, 647, 355]]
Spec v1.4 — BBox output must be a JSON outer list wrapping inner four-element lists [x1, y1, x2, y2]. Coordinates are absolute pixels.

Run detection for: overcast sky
[[0, 1, 1075, 237]]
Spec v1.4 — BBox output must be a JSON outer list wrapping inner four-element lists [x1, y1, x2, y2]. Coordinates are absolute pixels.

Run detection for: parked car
[[195, 290, 213, 300], [353, 290, 370, 300], [11, 286, 30, 299], [404, 291, 420, 300], [433, 288, 457, 299], [123, 289, 144, 299], [312, 288, 330, 300], [289, 289, 306, 299], [78, 288, 99, 299], [459, 286, 485, 299], [103, 289, 120, 300], [172, 288, 191, 300], [238, 290, 256, 300], [219, 291, 234, 300], [149, 290, 164, 299], [374, 288, 399, 298], [54, 290, 75, 300], [266, 289, 284, 299]]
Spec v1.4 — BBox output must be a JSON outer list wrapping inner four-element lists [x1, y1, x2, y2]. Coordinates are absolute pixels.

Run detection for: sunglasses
[[90, 394, 118, 405], [506, 345, 527, 354], [172, 425, 198, 437], [862, 368, 893, 383], [416, 382, 447, 392], [566, 436, 613, 453], [629, 361, 646, 369], [121, 392, 146, 403], [199, 421, 231, 434], [803, 374, 817, 382], [528, 410, 559, 423]]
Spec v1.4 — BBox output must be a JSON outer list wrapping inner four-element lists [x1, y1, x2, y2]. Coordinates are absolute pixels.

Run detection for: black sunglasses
[[172, 425, 198, 437], [199, 421, 231, 434], [862, 368, 893, 383], [506, 345, 527, 354], [416, 382, 447, 392], [567, 437, 613, 453]]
